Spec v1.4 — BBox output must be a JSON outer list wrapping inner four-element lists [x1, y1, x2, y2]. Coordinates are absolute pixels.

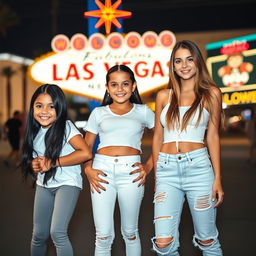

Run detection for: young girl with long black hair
[[21, 84, 91, 256], [152, 40, 224, 255], [84, 65, 155, 256]]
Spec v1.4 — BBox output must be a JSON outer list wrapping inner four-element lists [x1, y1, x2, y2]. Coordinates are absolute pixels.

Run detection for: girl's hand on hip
[[85, 168, 108, 193], [212, 179, 224, 208], [130, 162, 147, 186]]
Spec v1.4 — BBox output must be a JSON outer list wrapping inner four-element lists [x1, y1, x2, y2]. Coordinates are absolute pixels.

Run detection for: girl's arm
[[152, 90, 165, 185], [206, 86, 224, 208], [32, 134, 92, 172], [84, 131, 108, 193], [59, 134, 92, 165]]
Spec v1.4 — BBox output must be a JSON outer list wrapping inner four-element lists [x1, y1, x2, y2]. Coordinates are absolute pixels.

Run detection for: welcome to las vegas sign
[[29, 30, 176, 100]]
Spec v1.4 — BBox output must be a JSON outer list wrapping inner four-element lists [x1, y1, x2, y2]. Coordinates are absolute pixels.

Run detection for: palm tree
[[1, 66, 16, 118], [21, 64, 28, 114]]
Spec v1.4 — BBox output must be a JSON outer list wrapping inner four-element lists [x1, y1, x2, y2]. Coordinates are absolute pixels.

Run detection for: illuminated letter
[[151, 61, 164, 77], [108, 33, 123, 49], [71, 33, 87, 51], [66, 64, 80, 80], [51, 34, 69, 52], [135, 61, 148, 77], [52, 64, 63, 81], [223, 93, 231, 105], [159, 30, 176, 48], [252, 91, 256, 103], [231, 92, 241, 105], [104, 63, 111, 71], [125, 32, 141, 48], [89, 33, 105, 50], [142, 31, 158, 48], [83, 63, 94, 80]]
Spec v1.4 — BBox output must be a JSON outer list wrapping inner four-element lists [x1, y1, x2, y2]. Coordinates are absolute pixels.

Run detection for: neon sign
[[84, 0, 132, 34], [206, 34, 256, 105], [29, 31, 176, 100], [223, 91, 256, 105]]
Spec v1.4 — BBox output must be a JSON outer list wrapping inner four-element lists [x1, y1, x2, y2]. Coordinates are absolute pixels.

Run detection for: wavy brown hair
[[166, 40, 222, 131]]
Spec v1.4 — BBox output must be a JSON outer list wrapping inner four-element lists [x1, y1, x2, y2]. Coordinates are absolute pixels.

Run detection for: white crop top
[[160, 102, 209, 150], [85, 104, 155, 152]]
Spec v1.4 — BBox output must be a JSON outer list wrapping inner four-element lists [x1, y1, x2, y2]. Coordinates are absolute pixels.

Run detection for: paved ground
[[0, 131, 255, 256]]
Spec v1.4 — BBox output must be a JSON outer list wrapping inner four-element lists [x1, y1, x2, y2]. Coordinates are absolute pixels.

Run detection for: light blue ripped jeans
[[152, 147, 223, 256], [91, 154, 144, 256]]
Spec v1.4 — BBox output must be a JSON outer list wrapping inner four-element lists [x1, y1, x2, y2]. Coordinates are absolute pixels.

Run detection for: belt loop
[[185, 152, 191, 162], [164, 152, 168, 164]]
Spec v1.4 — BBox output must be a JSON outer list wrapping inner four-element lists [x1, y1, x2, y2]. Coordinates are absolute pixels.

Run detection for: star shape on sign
[[84, 0, 132, 34]]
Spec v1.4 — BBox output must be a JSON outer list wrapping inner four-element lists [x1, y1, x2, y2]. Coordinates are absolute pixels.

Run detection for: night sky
[[1, 0, 256, 59]]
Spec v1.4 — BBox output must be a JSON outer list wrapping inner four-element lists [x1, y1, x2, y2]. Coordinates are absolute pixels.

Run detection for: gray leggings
[[31, 185, 80, 256]]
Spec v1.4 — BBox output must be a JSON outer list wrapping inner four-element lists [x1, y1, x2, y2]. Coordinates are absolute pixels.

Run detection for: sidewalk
[[0, 134, 255, 256]]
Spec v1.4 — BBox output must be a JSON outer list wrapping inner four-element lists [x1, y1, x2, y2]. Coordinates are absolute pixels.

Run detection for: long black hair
[[21, 84, 67, 185], [101, 64, 142, 106]]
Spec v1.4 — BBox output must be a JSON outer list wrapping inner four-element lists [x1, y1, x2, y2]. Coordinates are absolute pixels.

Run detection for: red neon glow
[[220, 42, 249, 55], [84, 0, 132, 34]]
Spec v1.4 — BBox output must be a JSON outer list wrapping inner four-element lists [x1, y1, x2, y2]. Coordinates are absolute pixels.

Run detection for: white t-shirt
[[84, 104, 154, 152], [34, 120, 83, 189]]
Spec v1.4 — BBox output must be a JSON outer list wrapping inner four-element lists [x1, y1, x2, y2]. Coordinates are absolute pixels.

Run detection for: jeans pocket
[[190, 155, 211, 169], [156, 160, 167, 170]]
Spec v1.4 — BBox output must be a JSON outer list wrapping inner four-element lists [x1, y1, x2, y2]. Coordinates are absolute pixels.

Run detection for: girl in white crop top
[[84, 65, 154, 256], [152, 40, 224, 256]]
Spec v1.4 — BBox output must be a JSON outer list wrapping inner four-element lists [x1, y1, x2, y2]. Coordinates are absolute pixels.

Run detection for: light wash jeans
[[31, 185, 80, 256], [152, 147, 223, 256], [91, 154, 144, 256]]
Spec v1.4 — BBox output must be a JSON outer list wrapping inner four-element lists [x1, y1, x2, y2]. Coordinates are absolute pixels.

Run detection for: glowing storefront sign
[[206, 34, 256, 106], [29, 30, 176, 100]]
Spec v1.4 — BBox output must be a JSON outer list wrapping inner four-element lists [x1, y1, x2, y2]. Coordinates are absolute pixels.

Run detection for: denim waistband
[[94, 154, 141, 164], [158, 147, 208, 162]]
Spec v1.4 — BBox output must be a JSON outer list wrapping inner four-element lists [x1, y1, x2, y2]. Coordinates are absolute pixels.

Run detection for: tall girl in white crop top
[[152, 40, 224, 256], [84, 65, 154, 256]]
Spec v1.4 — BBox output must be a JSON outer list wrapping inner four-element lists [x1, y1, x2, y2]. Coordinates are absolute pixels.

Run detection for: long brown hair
[[166, 40, 221, 130]]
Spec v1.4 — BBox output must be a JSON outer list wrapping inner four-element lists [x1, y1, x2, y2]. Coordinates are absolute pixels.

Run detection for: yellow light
[[84, 0, 132, 34]]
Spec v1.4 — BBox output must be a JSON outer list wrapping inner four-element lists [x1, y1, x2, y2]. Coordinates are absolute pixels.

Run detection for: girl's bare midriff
[[97, 146, 140, 156], [161, 142, 205, 154]]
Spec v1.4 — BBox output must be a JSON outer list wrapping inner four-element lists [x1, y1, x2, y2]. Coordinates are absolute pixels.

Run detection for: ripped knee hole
[[128, 236, 136, 240], [198, 239, 214, 247], [155, 237, 174, 248], [195, 194, 211, 210], [154, 216, 172, 221], [154, 192, 167, 203], [98, 236, 110, 240]]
